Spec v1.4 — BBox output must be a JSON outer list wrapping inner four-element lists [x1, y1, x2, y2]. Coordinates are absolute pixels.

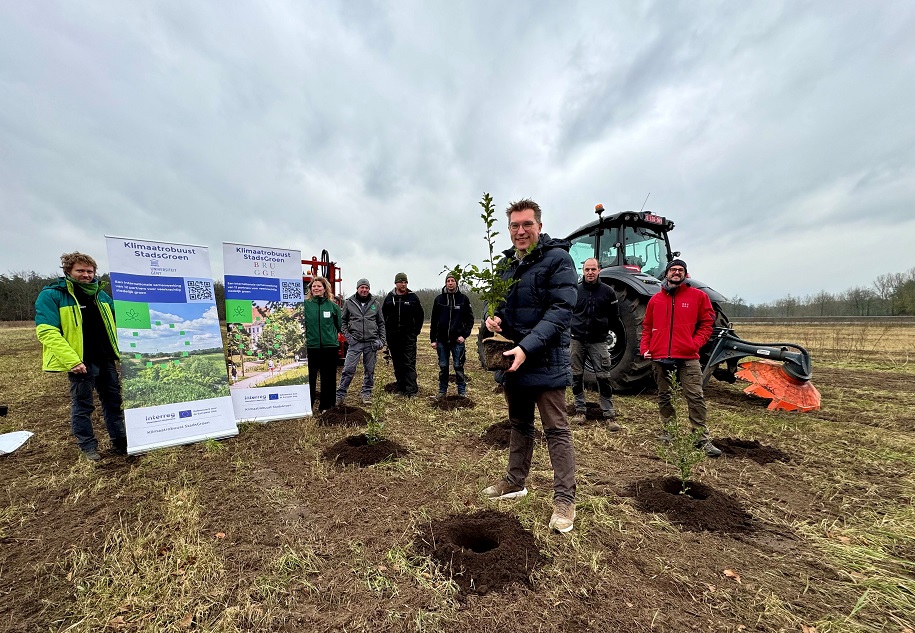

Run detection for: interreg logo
[[179, 410, 193, 419], [145, 412, 176, 423]]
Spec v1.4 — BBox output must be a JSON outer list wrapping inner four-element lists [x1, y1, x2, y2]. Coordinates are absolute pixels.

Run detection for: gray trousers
[[336, 341, 378, 400], [652, 359, 708, 435], [570, 339, 614, 415], [504, 387, 576, 504]]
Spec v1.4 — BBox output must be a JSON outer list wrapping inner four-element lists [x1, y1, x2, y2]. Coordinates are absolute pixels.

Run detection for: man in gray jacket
[[335, 279, 386, 405]]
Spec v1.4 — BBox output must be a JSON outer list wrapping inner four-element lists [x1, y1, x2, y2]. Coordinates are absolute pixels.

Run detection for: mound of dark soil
[[622, 477, 754, 533], [383, 382, 400, 394], [716, 437, 790, 464], [415, 509, 545, 596], [432, 395, 475, 410], [322, 434, 409, 466], [479, 419, 542, 449], [316, 406, 368, 427]]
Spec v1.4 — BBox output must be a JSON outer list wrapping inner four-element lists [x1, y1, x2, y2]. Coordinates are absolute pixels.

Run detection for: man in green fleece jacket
[[35, 252, 127, 461]]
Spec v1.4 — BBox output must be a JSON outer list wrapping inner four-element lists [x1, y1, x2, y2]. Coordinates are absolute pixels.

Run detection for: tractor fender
[[597, 269, 663, 299], [684, 277, 729, 304]]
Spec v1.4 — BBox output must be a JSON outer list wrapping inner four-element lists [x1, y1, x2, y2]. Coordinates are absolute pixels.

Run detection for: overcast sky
[[1, 1, 913, 303]]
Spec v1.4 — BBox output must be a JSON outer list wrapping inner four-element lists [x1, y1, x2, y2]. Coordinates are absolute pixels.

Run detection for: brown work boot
[[481, 479, 528, 500], [549, 500, 576, 533]]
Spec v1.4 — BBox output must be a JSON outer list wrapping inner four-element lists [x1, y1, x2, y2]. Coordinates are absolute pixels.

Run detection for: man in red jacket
[[639, 259, 721, 457]]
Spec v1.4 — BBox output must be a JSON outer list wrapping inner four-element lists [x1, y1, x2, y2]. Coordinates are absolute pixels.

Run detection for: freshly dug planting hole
[[479, 419, 542, 449], [432, 395, 475, 411], [716, 437, 790, 464], [415, 509, 544, 595], [316, 405, 368, 427], [322, 434, 409, 466], [622, 477, 754, 533]]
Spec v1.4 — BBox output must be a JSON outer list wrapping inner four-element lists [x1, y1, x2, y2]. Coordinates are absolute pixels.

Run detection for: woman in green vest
[[302, 276, 342, 411]]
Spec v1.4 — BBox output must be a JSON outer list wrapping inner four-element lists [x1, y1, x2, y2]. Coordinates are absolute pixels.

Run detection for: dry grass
[[1, 324, 914, 632]]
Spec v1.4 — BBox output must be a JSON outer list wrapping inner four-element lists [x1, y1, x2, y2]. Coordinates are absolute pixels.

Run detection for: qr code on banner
[[187, 280, 214, 301], [281, 280, 303, 301]]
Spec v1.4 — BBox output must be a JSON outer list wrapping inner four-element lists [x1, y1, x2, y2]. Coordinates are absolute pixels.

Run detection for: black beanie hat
[[666, 258, 688, 273]]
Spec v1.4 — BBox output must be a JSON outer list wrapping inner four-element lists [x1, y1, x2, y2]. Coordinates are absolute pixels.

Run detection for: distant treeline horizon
[[3, 266, 914, 322]]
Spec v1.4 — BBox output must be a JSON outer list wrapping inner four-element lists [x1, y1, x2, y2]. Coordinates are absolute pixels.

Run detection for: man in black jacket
[[383, 272, 424, 397], [430, 271, 474, 399], [481, 198, 579, 534], [571, 257, 621, 429]]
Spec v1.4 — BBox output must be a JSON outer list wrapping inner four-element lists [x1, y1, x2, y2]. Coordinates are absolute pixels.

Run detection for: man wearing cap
[[430, 271, 474, 399], [639, 259, 722, 457], [570, 257, 621, 429], [382, 272, 424, 397], [34, 251, 127, 461], [336, 279, 386, 405]]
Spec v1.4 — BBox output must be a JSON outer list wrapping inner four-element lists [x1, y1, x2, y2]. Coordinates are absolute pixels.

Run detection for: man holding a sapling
[[639, 258, 722, 457], [570, 257, 622, 429], [35, 251, 127, 461], [481, 199, 580, 534], [336, 279, 386, 406]]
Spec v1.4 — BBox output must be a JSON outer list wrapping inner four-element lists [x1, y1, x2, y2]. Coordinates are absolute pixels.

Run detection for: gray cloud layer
[[1, 1, 913, 302]]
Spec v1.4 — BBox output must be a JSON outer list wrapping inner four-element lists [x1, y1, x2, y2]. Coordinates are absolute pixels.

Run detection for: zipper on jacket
[[667, 292, 676, 359]]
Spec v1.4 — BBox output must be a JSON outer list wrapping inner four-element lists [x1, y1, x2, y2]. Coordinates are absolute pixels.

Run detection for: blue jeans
[[436, 341, 466, 394], [67, 359, 127, 451], [336, 341, 379, 400]]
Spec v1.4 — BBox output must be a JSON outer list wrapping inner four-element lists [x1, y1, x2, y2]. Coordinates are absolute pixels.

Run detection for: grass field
[[1, 324, 913, 632]]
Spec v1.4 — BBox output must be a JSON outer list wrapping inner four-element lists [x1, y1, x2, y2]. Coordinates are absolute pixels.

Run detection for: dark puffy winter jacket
[[639, 282, 714, 360], [570, 280, 620, 343], [487, 234, 577, 389], [430, 287, 474, 344], [382, 289, 424, 339]]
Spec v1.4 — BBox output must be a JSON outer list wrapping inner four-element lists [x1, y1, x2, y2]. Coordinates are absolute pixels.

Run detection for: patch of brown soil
[[322, 434, 409, 466], [316, 405, 368, 427], [481, 337, 514, 371], [479, 419, 542, 449], [382, 381, 400, 393], [432, 395, 475, 410], [716, 437, 790, 464], [622, 477, 754, 533], [415, 509, 545, 596]]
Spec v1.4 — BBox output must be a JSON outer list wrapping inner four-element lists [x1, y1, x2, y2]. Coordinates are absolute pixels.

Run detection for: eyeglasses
[[509, 221, 537, 232], [668, 267, 686, 273]]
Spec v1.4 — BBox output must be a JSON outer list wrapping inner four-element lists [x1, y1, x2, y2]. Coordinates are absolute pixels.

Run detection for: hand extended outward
[[485, 316, 526, 372], [70, 363, 87, 374]]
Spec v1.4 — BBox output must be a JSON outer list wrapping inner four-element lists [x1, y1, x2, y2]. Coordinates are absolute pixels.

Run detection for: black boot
[[111, 436, 128, 456]]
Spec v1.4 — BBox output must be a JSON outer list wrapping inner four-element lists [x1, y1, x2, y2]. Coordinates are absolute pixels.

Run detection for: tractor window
[[622, 227, 666, 277], [568, 235, 596, 273]]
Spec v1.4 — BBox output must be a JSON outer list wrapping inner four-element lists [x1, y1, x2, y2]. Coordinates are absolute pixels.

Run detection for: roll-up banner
[[105, 237, 238, 454], [223, 243, 311, 421]]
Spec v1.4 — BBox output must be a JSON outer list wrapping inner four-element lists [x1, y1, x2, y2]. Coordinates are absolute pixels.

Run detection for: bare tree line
[[4, 267, 912, 322]]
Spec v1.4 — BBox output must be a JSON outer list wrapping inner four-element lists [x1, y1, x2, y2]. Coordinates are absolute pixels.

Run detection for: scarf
[[68, 277, 100, 296]]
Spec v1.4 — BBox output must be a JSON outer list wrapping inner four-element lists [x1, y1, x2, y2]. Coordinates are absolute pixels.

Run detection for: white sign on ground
[[223, 242, 311, 421], [106, 236, 237, 454]]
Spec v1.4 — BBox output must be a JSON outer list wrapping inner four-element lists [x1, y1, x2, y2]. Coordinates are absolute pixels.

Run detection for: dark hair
[[505, 198, 542, 223]]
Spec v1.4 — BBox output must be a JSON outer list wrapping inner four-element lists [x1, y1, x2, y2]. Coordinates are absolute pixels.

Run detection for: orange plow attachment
[[736, 359, 821, 412]]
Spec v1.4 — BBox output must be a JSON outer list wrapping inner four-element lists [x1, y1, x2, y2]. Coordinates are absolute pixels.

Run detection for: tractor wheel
[[584, 291, 653, 393]]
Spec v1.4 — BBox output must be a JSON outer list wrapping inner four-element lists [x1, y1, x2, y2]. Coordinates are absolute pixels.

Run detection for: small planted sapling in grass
[[446, 192, 522, 371], [365, 366, 389, 446], [656, 370, 707, 495]]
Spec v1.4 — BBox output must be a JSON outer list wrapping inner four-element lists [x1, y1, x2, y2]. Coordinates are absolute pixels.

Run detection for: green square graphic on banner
[[169, 323, 175, 328], [113, 301, 151, 330], [182, 351, 189, 357], [225, 300, 251, 324], [185, 341, 191, 346]]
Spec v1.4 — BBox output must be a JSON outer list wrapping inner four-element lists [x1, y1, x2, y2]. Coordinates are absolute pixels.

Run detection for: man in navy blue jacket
[[481, 198, 579, 533]]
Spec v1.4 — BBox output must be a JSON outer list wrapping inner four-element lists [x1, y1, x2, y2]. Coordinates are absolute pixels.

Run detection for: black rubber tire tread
[[584, 288, 653, 393]]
